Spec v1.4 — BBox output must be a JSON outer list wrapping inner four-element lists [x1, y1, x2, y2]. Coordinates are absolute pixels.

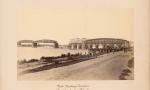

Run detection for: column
[[77, 44, 80, 49], [81, 44, 85, 49], [95, 44, 99, 49], [88, 44, 93, 49], [71, 44, 74, 49]]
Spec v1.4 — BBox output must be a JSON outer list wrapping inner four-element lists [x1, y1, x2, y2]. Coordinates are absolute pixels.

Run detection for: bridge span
[[17, 39, 59, 48]]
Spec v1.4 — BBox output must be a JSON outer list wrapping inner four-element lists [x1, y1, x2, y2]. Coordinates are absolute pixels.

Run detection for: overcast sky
[[17, 8, 134, 45]]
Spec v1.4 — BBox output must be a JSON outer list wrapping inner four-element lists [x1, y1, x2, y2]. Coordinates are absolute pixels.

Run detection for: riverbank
[[18, 51, 134, 80]]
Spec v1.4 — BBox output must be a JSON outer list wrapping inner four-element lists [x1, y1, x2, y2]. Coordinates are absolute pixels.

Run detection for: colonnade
[[69, 43, 127, 50], [69, 43, 108, 50]]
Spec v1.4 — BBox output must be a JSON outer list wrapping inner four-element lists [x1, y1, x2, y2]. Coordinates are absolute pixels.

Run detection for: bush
[[27, 59, 38, 63], [128, 58, 134, 68], [18, 59, 27, 64], [119, 68, 131, 80]]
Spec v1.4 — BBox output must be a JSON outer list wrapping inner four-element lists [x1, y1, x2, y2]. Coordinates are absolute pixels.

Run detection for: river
[[17, 47, 88, 61]]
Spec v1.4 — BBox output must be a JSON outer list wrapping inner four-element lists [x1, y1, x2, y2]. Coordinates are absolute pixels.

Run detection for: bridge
[[17, 39, 59, 48], [17, 40, 34, 47]]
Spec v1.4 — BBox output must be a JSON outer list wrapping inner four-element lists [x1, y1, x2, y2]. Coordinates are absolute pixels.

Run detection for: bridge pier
[[32, 42, 38, 47], [54, 43, 59, 48]]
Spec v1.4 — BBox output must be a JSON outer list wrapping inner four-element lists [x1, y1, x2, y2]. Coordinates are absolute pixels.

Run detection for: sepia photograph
[[17, 8, 134, 80]]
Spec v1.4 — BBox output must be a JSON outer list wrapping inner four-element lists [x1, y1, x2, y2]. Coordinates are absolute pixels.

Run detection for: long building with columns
[[68, 38, 130, 50], [68, 38, 87, 49]]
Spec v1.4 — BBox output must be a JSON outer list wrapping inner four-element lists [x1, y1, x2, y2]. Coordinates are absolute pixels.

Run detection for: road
[[18, 51, 133, 80]]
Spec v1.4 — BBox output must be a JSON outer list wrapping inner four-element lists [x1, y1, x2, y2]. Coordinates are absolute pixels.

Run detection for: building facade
[[68, 38, 87, 49], [68, 38, 130, 50]]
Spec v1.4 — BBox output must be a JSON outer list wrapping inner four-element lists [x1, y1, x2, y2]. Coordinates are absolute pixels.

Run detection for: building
[[68, 38, 87, 49], [68, 38, 130, 50]]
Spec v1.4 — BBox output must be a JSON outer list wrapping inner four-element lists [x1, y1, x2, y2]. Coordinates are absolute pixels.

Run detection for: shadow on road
[[19, 57, 95, 75]]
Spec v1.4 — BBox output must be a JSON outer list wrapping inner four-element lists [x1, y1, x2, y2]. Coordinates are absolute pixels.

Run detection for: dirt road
[[18, 51, 133, 80]]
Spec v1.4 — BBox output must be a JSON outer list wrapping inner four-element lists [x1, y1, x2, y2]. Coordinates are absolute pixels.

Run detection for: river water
[[17, 47, 88, 61]]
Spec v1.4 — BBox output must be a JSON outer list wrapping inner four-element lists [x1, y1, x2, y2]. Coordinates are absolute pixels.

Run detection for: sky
[[17, 8, 134, 45]]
